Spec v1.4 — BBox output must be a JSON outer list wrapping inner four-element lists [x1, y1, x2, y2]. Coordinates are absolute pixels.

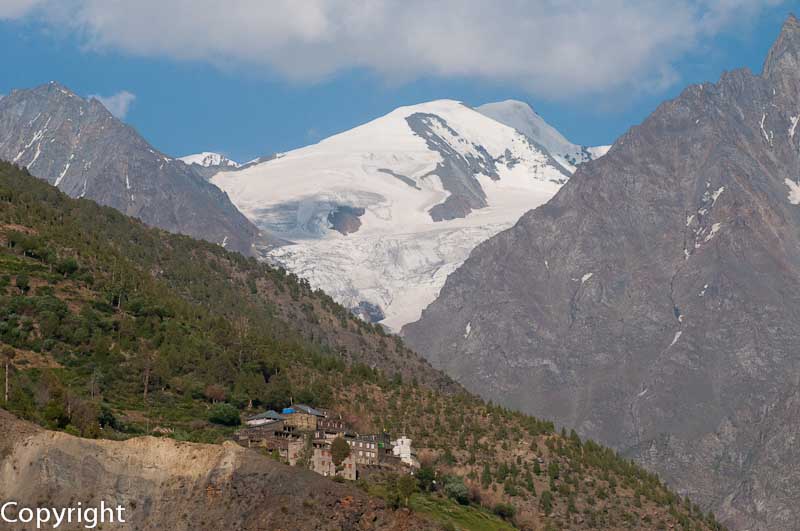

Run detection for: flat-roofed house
[[245, 410, 285, 427], [347, 437, 379, 466], [282, 404, 325, 432]]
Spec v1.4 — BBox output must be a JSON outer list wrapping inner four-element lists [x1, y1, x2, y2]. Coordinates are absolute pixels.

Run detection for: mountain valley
[[0, 160, 718, 530]]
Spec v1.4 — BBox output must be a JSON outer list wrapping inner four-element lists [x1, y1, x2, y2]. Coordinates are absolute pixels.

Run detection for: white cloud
[[0, 0, 43, 19], [89, 90, 136, 119], [11, 0, 787, 99]]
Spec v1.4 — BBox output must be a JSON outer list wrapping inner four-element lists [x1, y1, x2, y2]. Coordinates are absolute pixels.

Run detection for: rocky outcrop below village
[[0, 410, 434, 531]]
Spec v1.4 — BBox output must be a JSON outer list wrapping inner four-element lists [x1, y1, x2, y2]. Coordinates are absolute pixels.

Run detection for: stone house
[[347, 437, 379, 466], [287, 438, 307, 465], [316, 417, 349, 436], [235, 420, 286, 448], [282, 404, 325, 432], [310, 439, 357, 480]]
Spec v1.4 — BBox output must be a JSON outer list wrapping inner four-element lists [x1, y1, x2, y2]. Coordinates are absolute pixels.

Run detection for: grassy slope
[[0, 161, 723, 530]]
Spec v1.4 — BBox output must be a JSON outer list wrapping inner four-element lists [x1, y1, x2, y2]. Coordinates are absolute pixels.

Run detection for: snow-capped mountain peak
[[476, 100, 609, 172], [210, 99, 587, 330], [179, 151, 240, 168]]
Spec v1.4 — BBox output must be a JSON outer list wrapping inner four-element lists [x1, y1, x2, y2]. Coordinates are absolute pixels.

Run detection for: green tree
[[331, 436, 350, 470], [417, 465, 436, 492], [539, 490, 553, 515], [204, 383, 227, 403], [2, 346, 15, 404], [525, 471, 536, 495], [55, 258, 79, 277], [295, 433, 313, 469], [15, 274, 29, 294], [397, 474, 417, 506], [208, 403, 241, 426], [548, 461, 560, 481], [481, 462, 492, 488]]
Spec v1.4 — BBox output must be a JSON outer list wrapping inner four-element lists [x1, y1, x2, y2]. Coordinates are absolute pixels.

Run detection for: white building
[[391, 436, 419, 468]]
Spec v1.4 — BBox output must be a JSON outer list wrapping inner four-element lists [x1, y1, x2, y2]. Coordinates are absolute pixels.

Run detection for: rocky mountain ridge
[[0, 82, 260, 255], [404, 14, 800, 531]]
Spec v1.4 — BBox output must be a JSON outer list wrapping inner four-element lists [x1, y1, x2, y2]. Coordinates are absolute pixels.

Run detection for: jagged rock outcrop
[[404, 15, 800, 530], [0, 410, 431, 531], [0, 83, 260, 255]]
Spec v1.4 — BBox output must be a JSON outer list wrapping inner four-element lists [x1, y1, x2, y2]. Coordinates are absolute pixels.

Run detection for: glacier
[[212, 99, 603, 330]]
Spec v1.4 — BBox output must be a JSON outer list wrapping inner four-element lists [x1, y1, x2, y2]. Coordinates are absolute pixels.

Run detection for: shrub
[[539, 490, 553, 515], [443, 475, 469, 505], [15, 275, 30, 294], [208, 403, 240, 426], [55, 258, 79, 277], [493, 503, 516, 520], [416, 465, 436, 492]]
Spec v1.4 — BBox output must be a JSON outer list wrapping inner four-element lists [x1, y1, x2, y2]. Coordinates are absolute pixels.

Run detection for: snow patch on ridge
[[785, 178, 800, 205], [668, 331, 683, 348]]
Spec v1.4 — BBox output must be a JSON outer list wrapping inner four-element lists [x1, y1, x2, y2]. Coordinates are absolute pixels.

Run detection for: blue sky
[[0, 2, 795, 162]]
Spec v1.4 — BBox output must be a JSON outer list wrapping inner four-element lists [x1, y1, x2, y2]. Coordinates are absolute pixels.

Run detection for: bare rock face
[[0, 83, 259, 255], [0, 410, 430, 531], [404, 15, 800, 530]]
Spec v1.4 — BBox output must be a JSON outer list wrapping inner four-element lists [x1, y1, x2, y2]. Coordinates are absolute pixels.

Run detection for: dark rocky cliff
[[405, 15, 800, 530]]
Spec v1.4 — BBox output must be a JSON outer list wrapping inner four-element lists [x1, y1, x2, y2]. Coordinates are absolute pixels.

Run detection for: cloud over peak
[[89, 90, 136, 119], [5, 0, 786, 100]]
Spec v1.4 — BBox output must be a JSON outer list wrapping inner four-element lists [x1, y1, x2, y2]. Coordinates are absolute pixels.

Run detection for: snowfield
[[179, 151, 239, 168], [212, 99, 602, 330], [477, 100, 610, 173]]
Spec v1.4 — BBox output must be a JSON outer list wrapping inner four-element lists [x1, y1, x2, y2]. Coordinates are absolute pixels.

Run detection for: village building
[[282, 404, 325, 431], [391, 436, 419, 468], [235, 419, 287, 448], [347, 437, 379, 466], [245, 410, 284, 427], [306, 438, 358, 480], [316, 417, 349, 436], [287, 438, 307, 465], [234, 406, 416, 480]]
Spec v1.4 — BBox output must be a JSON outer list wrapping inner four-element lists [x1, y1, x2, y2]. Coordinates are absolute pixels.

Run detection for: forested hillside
[[0, 161, 721, 530]]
